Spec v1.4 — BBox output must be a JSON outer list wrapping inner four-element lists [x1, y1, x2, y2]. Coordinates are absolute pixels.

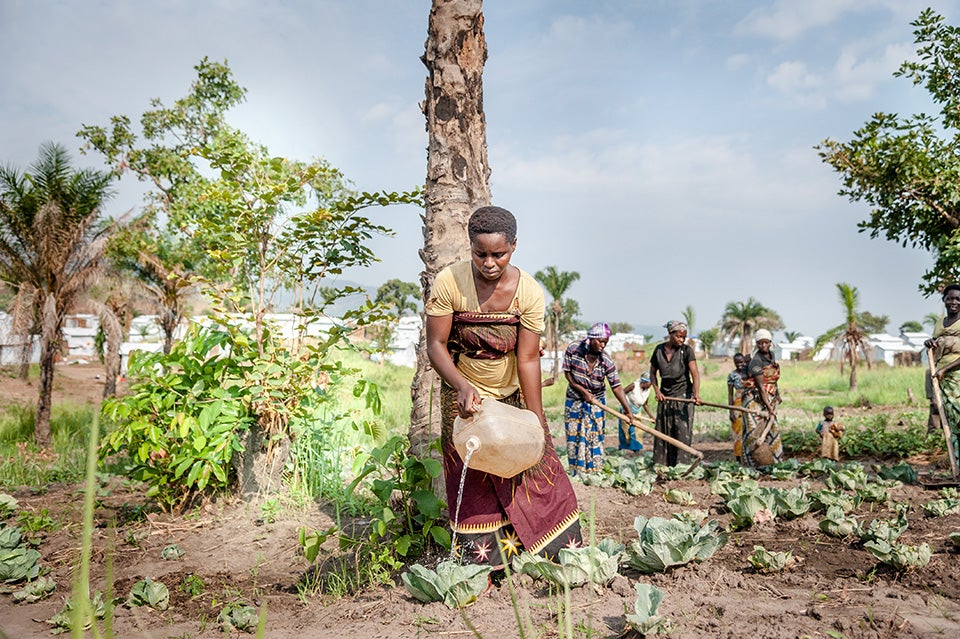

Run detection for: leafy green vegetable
[[726, 492, 776, 529], [864, 540, 932, 571], [922, 498, 960, 517], [772, 485, 812, 519], [672, 510, 709, 526], [767, 459, 801, 480], [12, 575, 56, 603], [858, 512, 908, 546], [512, 542, 621, 588], [218, 603, 260, 633], [855, 483, 888, 504], [625, 516, 728, 574], [819, 505, 859, 538], [875, 462, 917, 484], [401, 561, 492, 609], [663, 489, 695, 505], [0, 526, 23, 550], [747, 546, 796, 573], [127, 577, 170, 610], [0, 494, 18, 518], [160, 544, 185, 560], [798, 458, 837, 477], [824, 466, 869, 491], [46, 592, 109, 634], [625, 583, 668, 635], [811, 489, 859, 513], [656, 463, 705, 480], [0, 546, 41, 583]]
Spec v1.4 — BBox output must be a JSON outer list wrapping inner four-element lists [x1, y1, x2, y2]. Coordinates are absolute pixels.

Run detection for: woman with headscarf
[[562, 322, 634, 475], [740, 328, 784, 467], [426, 206, 582, 566], [924, 283, 960, 471], [648, 320, 701, 466]]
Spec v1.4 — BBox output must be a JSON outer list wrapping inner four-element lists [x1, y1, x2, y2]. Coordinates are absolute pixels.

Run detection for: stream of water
[[448, 446, 475, 561]]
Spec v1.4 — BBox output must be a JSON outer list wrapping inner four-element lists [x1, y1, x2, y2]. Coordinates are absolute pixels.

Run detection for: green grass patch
[[0, 403, 95, 487]]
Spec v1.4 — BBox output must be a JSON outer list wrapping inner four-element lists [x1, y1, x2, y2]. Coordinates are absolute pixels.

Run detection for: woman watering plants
[[648, 320, 701, 466], [740, 328, 784, 468], [425, 206, 581, 567], [924, 283, 960, 472]]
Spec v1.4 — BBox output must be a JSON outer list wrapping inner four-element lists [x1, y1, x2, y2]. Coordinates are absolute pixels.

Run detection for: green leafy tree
[[0, 142, 115, 445], [814, 283, 875, 390], [91, 60, 420, 504], [899, 320, 924, 334], [534, 266, 581, 376], [720, 297, 784, 355], [783, 331, 801, 343], [698, 327, 719, 359], [369, 279, 420, 364], [817, 9, 960, 294], [609, 321, 633, 334], [375, 279, 420, 317], [924, 312, 942, 330]]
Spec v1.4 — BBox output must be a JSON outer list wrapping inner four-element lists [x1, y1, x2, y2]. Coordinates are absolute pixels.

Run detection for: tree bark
[[34, 296, 60, 447], [409, 0, 491, 457]]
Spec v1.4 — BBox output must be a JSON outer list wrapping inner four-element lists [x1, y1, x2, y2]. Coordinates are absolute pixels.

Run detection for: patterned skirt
[[441, 384, 581, 567], [564, 398, 606, 474]]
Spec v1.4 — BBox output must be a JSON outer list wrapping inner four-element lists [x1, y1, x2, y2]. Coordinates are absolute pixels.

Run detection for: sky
[[2, 0, 959, 338]]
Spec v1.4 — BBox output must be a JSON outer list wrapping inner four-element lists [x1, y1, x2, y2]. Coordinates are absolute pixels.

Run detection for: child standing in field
[[816, 406, 844, 461]]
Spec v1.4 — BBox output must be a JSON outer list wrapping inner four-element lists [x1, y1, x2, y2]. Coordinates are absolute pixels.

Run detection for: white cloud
[[736, 0, 872, 42], [767, 61, 822, 93]]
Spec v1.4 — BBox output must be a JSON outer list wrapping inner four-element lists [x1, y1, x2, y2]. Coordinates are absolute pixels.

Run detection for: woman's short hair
[[468, 206, 517, 243], [943, 283, 960, 299]]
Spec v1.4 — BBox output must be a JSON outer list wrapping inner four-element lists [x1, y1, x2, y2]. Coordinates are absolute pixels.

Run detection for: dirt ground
[[1, 364, 960, 638]]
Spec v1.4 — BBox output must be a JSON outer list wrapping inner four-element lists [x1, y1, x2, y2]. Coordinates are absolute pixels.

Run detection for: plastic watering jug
[[453, 398, 545, 478]]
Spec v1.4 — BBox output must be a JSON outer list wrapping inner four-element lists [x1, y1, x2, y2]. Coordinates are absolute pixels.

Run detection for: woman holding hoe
[[924, 283, 960, 473], [649, 320, 701, 466], [425, 206, 581, 567]]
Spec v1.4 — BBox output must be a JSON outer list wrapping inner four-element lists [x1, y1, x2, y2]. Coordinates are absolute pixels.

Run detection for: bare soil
[[1, 365, 959, 638]]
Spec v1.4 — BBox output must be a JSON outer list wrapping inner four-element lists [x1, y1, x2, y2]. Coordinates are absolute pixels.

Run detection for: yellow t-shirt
[[934, 317, 960, 369], [426, 260, 545, 399]]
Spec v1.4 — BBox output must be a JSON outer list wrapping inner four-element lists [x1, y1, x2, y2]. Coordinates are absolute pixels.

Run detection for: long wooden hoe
[[927, 346, 959, 479], [594, 402, 704, 477]]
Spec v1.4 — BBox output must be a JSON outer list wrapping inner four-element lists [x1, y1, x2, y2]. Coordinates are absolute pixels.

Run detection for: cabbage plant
[[726, 491, 776, 530], [402, 561, 492, 609], [663, 489, 695, 505], [127, 577, 170, 610], [922, 498, 960, 517], [811, 489, 859, 513], [625, 583, 668, 635], [858, 515, 907, 546], [949, 532, 960, 549], [825, 466, 869, 491], [855, 483, 888, 504], [0, 494, 18, 518], [875, 462, 917, 484], [0, 546, 41, 583], [747, 546, 796, 573], [13, 575, 56, 603], [864, 540, 932, 571], [512, 540, 622, 588], [819, 505, 859, 538], [625, 516, 728, 574], [772, 485, 812, 519]]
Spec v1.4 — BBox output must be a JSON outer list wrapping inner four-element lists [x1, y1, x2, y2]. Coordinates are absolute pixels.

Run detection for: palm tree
[[107, 216, 199, 354], [783, 330, 801, 343], [0, 142, 115, 445], [534, 266, 581, 376], [898, 320, 924, 334], [682, 305, 695, 343], [814, 282, 873, 390], [720, 297, 784, 354], [924, 312, 942, 331]]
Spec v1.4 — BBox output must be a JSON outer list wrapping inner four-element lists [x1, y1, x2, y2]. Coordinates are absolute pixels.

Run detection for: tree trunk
[[409, 0, 491, 458], [34, 297, 60, 447], [99, 307, 122, 399]]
